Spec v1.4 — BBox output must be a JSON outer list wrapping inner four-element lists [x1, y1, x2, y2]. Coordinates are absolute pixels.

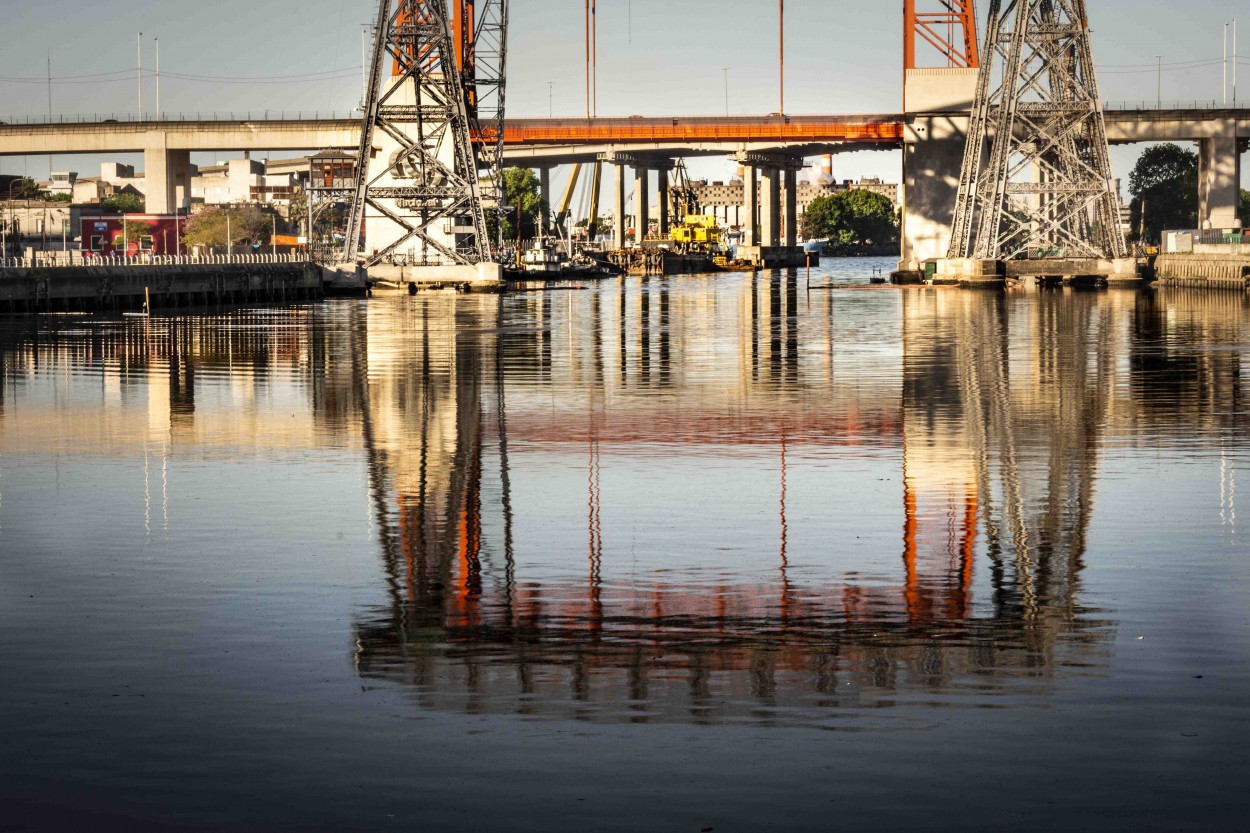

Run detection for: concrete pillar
[[761, 167, 781, 248], [658, 169, 670, 236], [145, 135, 193, 215], [613, 163, 626, 250], [635, 165, 650, 245], [1199, 135, 1243, 230], [784, 167, 798, 249], [743, 166, 758, 245], [539, 166, 551, 234], [899, 68, 979, 270]]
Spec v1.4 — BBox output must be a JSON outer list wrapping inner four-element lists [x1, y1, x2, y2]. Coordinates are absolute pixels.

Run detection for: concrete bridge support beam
[[614, 163, 627, 250], [761, 168, 781, 247], [1198, 136, 1243, 230], [538, 166, 551, 234], [658, 169, 670, 236], [144, 138, 193, 215], [784, 168, 798, 249], [743, 166, 758, 246], [899, 68, 980, 272], [635, 165, 650, 245]]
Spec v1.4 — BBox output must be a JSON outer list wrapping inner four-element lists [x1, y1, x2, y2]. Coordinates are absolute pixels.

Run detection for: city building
[[1, 201, 82, 252], [192, 156, 309, 216]]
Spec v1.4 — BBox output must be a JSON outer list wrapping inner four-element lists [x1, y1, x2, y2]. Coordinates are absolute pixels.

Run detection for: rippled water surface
[[2, 258, 1249, 831]]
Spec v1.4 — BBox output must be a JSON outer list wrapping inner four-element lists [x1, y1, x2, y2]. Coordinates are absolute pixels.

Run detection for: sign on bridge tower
[[345, 0, 507, 269], [947, 0, 1126, 263]]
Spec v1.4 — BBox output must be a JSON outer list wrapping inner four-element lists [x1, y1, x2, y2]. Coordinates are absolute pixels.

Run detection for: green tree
[[1241, 189, 1249, 227], [121, 218, 156, 245], [488, 167, 547, 242], [101, 192, 146, 214], [46, 193, 73, 203], [4, 177, 42, 200], [182, 205, 273, 251], [800, 190, 898, 252], [1127, 144, 1198, 243]]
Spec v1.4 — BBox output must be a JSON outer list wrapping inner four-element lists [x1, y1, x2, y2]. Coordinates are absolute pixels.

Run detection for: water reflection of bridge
[[3, 282, 1247, 723], [343, 280, 1149, 724]]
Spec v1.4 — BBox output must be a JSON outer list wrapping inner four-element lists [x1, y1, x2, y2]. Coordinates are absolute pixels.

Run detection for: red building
[[80, 214, 189, 257]]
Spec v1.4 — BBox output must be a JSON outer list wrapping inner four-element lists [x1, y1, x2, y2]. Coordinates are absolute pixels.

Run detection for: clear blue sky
[[1, 0, 1246, 187]]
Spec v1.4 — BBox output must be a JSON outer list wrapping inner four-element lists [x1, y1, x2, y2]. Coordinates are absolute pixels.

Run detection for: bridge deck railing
[[1103, 100, 1250, 111], [0, 112, 357, 126], [1, 253, 312, 270]]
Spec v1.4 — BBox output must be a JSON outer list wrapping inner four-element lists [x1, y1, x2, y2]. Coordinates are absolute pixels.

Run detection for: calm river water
[[2, 257, 1248, 831]]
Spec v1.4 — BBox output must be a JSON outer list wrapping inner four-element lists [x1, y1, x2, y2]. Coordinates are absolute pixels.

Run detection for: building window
[[90, 235, 106, 250]]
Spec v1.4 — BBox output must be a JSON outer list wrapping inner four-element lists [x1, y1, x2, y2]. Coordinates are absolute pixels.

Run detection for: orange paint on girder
[[493, 117, 905, 146]]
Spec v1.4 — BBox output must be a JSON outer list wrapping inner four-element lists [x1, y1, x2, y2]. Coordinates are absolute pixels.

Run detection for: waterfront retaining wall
[[1155, 255, 1250, 290], [0, 262, 323, 313]]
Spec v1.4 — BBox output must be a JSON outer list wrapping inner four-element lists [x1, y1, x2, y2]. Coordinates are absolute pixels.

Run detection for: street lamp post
[[155, 37, 161, 117], [137, 32, 143, 117], [723, 68, 729, 116]]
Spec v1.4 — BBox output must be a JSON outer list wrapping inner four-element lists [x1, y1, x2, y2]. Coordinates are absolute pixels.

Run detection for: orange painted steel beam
[[904, 0, 979, 70], [496, 116, 905, 146]]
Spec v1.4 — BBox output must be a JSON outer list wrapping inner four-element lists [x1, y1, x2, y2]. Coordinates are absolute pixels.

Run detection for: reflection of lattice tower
[[345, 0, 506, 267], [948, 0, 1126, 261]]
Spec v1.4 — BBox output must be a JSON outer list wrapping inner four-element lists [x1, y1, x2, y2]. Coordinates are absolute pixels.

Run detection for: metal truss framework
[[905, 1, 980, 69], [345, 0, 506, 267], [461, 0, 509, 251], [948, 0, 1126, 261]]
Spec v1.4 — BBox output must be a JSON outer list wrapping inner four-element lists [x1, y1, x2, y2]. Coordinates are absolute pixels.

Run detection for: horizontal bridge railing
[[0, 112, 358, 126], [1, 253, 312, 269]]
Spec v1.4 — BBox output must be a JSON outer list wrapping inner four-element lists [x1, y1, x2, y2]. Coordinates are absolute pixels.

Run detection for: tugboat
[[520, 237, 569, 275]]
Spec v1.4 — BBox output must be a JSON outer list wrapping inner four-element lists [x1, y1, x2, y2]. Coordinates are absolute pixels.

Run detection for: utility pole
[[548, 81, 553, 118], [723, 67, 729, 116], [137, 32, 143, 116], [1156, 55, 1163, 109], [155, 37, 161, 116], [1226, 23, 1229, 107]]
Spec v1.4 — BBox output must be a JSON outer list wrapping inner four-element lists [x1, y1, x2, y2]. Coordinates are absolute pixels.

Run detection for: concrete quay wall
[[0, 262, 324, 313], [1155, 255, 1250, 290]]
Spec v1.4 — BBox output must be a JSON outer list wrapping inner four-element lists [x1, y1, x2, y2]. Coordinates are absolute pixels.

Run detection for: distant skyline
[[1, 1, 1247, 189]]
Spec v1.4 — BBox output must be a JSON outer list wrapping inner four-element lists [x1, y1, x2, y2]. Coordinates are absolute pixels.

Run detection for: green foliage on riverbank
[[800, 190, 898, 254], [1128, 144, 1198, 242]]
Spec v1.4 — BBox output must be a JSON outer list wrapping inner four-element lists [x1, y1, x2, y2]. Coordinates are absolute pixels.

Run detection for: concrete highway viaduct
[[1, 75, 1245, 267]]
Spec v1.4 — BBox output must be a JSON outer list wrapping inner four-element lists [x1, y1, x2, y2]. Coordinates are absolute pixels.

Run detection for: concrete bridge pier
[[898, 68, 980, 277], [538, 166, 552, 234], [760, 168, 781, 247], [613, 163, 627, 250], [784, 167, 798, 250], [658, 169, 670, 236], [743, 166, 759, 246], [145, 137, 193, 215], [635, 165, 650, 245], [1198, 135, 1245, 230]]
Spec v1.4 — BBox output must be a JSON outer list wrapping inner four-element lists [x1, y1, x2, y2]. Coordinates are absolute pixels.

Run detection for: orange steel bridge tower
[[904, 0, 980, 69]]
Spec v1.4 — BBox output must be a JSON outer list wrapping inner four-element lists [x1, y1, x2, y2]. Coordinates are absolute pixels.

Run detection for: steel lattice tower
[[345, 0, 506, 267], [947, 0, 1126, 261]]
